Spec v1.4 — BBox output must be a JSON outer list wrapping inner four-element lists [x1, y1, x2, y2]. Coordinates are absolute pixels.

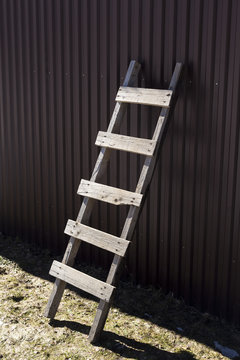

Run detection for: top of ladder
[[116, 86, 173, 107]]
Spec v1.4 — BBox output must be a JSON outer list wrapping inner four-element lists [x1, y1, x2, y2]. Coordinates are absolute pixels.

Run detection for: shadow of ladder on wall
[[44, 60, 183, 343]]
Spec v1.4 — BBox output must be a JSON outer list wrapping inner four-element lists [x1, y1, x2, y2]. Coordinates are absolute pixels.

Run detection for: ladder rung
[[49, 261, 115, 302], [95, 131, 156, 156], [65, 219, 130, 256], [116, 87, 172, 107], [77, 179, 143, 207]]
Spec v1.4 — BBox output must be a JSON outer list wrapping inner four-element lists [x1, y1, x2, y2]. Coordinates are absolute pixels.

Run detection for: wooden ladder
[[44, 60, 183, 343]]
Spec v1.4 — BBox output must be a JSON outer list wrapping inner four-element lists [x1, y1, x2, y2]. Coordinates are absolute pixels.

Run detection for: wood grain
[[95, 131, 156, 156], [64, 219, 130, 256], [77, 179, 142, 206], [49, 261, 115, 302], [116, 86, 172, 107]]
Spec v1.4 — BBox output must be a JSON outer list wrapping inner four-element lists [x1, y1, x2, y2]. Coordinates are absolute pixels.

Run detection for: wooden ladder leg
[[88, 300, 111, 343], [88, 254, 123, 343], [44, 237, 81, 318], [44, 61, 141, 319], [44, 278, 67, 318], [88, 206, 138, 343]]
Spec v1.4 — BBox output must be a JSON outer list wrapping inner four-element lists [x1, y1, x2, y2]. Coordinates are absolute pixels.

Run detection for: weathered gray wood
[[88, 62, 183, 343], [96, 132, 156, 156], [64, 219, 130, 256], [44, 60, 141, 319], [50, 261, 115, 302], [116, 87, 172, 107], [45, 60, 183, 344], [77, 179, 142, 206]]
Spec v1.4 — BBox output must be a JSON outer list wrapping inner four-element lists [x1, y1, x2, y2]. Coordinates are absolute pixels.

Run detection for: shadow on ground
[[50, 319, 195, 360], [1, 235, 240, 359]]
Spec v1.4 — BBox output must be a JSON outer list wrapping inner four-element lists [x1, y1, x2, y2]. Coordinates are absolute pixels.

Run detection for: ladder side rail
[[88, 62, 183, 343], [44, 60, 141, 318]]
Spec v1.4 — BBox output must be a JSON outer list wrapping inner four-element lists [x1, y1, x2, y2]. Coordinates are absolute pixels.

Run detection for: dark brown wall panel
[[0, 0, 240, 324]]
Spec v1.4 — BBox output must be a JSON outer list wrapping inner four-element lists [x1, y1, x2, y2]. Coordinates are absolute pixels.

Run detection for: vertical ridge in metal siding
[[1, 0, 240, 324], [0, 21, 3, 232], [53, 0, 66, 253], [204, 0, 232, 315], [23, 0, 36, 242], [204, 0, 224, 314], [174, 0, 190, 299], [1, 1, 13, 236], [29, 0, 43, 247], [228, 0, 240, 322], [7, 1, 19, 236], [202, 0, 218, 312], [192, 0, 217, 310], [181, 0, 203, 305], [0, 1, 6, 233], [63, 0, 74, 234], [71, 0, 81, 210], [217, 0, 240, 318], [231, 111, 240, 322]]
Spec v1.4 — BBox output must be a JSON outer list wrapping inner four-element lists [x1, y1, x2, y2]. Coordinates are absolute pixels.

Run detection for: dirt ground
[[0, 235, 240, 360]]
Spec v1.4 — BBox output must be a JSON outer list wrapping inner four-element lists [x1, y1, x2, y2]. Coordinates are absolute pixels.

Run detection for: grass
[[0, 234, 240, 360]]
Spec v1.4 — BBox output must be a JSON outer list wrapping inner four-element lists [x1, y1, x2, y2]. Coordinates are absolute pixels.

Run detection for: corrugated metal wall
[[0, 0, 240, 324]]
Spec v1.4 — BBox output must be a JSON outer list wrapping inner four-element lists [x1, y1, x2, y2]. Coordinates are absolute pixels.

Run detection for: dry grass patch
[[0, 235, 240, 360]]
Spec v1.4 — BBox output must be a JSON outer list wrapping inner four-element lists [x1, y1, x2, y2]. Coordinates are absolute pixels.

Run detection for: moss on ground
[[0, 235, 240, 360]]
